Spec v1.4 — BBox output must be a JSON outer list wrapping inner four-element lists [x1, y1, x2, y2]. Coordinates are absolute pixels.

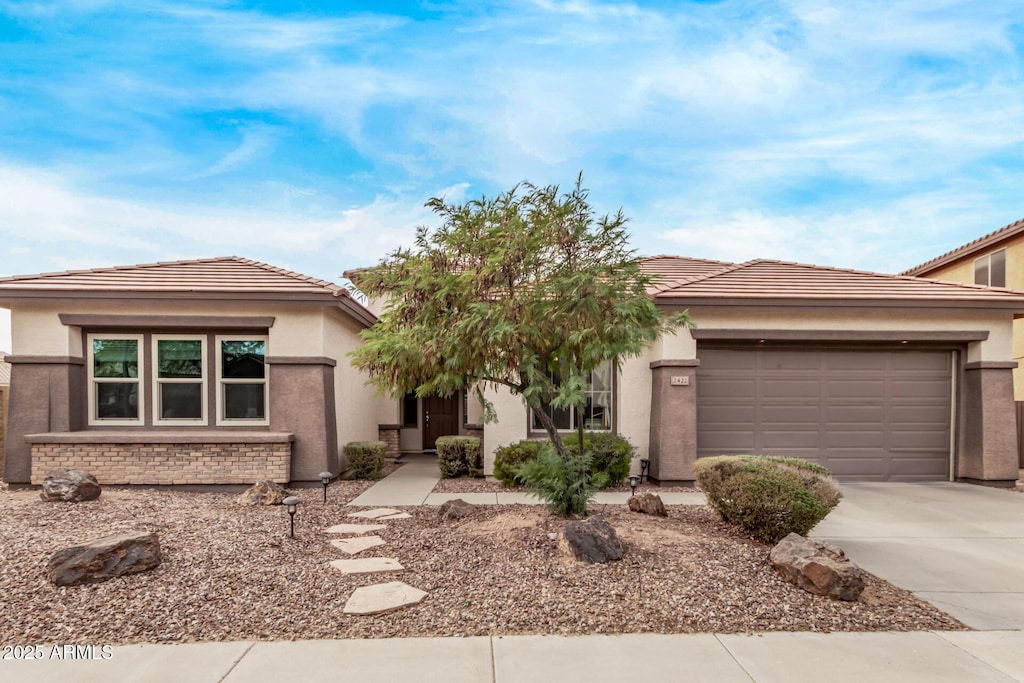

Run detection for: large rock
[[560, 514, 624, 564], [40, 468, 101, 502], [628, 492, 667, 517], [238, 480, 288, 506], [48, 531, 162, 586], [438, 498, 476, 521], [770, 533, 865, 601]]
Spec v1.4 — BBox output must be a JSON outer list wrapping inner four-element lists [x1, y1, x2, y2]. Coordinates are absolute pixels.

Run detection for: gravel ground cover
[[0, 483, 963, 645]]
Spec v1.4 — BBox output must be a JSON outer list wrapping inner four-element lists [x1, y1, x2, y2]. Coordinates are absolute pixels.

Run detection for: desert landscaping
[[0, 475, 963, 646]]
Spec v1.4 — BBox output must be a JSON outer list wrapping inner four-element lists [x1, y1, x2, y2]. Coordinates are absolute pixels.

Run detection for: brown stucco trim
[[25, 430, 295, 444], [964, 361, 1019, 370], [656, 299, 1024, 312], [58, 314, 276, 329], [335, 297, 377, 328], [691, 329, 991, 342], [265, 356, 337, 367], [5, 355, 85, 365], [649, 359, 701, 369]]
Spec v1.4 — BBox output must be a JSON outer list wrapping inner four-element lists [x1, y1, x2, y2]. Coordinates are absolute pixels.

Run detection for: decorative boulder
[[48, 531, 162, 586], [40, 468, 101, 502], [770, 533, 865, 601], [560, 514, 624, 564], [438, 498, 476, 521], [238, 480, 288, 506], [628, 492, 667, 517]]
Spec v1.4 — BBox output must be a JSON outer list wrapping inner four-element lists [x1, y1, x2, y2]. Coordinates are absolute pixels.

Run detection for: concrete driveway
[[812, 482, 1024, 630]]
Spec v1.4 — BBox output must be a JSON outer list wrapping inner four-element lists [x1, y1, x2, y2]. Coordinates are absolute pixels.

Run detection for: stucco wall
[[919, 250, 1024, 399], [323, 308, 395, 454]]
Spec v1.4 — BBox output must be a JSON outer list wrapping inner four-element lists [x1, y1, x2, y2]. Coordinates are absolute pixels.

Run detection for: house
[[902, 216, 1024, 399], [3, 254, 1023, 488], [0, 257, 397, 486], [478, 257, 1024, 486]]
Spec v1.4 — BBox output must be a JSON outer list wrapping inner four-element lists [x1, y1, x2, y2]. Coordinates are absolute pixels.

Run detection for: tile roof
[[639, 255, 734, 292], [902, 216, 1024, 276], [651, 258, 1024, 306], [0, 256, 350, 298]]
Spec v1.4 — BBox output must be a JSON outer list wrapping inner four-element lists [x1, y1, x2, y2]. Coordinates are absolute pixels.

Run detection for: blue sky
[[1, 1, 1024, 349]]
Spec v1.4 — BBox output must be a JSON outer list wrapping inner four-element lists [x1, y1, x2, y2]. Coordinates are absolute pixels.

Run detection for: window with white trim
[[216, 336, 268, 424], [530, 360, 614, 432], [975, 249, 1007, 287], [88, 334, 144, 425], [153, 335, 206, 425]]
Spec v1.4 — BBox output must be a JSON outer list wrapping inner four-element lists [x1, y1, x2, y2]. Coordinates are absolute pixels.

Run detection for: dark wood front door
[[423, 394, 460, 450]]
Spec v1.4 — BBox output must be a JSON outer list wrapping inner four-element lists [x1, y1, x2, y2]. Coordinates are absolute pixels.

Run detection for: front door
[[423, 394, 460, 450]]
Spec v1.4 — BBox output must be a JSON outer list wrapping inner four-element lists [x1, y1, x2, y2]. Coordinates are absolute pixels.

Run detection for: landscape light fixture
[[283, 496, 301, 538], [628, 474, 640, 497], [639, 459, 651, 483], [319, 471, 333, 504]]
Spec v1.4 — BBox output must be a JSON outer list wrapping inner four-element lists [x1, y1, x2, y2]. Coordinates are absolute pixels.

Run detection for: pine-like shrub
[[343, 441, 387, 480], [564, 432, 634, 488], [493, 440, 544, 486], [693, 455, 841, 544], [435, 436, 481, 478], [515, 444, 609, 516]]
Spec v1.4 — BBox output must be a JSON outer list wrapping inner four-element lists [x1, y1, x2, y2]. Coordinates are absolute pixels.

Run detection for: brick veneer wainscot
[[30, 441, 291, 485]]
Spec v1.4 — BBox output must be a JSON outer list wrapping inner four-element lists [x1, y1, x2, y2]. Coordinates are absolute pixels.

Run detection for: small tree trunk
[[529, 404, 568, 459]]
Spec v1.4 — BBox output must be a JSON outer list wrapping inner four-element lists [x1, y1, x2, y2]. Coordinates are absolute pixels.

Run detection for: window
[[402, 392, 418, 427], [217, 336, 268, 424], [88, 334, 144, 425], [153, 336, 206, 424], [530, 360, 615, 432], [975, 249, 1006, 287]]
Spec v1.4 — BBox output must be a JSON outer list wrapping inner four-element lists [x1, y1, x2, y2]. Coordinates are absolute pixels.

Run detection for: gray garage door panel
[[697, 347, 953, 481]]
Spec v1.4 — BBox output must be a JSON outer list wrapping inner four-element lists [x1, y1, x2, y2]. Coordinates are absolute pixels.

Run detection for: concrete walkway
[[813, 482, 1024, 630], [347, 455, 706, 507], [6, 631, 1024, 682]]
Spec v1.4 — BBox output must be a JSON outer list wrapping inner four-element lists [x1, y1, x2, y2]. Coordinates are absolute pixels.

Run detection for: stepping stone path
[[324, 508, 427, 614]]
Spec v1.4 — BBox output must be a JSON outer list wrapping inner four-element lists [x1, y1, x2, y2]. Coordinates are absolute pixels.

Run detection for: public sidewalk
[[5, 631, 1024, 682], [346, 455, 706, 507]]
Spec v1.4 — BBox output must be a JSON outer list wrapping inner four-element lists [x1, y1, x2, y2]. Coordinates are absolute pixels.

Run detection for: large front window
[[86, 332, 268, 427], [530, 361, 614, 432]]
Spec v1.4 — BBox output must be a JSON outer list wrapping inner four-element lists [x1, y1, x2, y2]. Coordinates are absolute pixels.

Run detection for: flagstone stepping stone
[[330, 536, 386, 555], [324, 523, 387, 535], [328, 557, 403, 574], [377, 512, 412, 520], [347, 508, 402, 519], [343, 581, 427, 615]]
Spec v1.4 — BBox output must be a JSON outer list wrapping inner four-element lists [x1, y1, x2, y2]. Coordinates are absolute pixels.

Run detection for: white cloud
[[194, 125, 278, 178], [0, 162, 466, 276]]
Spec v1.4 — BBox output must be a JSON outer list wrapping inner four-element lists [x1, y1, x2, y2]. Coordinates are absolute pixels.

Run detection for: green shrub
[[693, 455, 841, 544], [343, 441, 387, 480], [493, 440, 543, 486], [435, 436, 481, 478], [564, 432, 634, 488], [515, 444, 608, 516]]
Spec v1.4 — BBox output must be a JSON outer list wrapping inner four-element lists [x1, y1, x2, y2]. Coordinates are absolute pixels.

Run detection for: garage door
[[696, 347, 953, 481]]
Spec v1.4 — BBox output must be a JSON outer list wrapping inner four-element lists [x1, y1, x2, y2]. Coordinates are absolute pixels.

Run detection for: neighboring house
[[902, 216, 1024, 399], [0, 257, 395, 487], [3, 254, 1023, 488], [478, 256, 1024, 486]]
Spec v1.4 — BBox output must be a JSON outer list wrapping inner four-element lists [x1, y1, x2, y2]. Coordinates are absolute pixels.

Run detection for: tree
[[350, 176, 692, 509]]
